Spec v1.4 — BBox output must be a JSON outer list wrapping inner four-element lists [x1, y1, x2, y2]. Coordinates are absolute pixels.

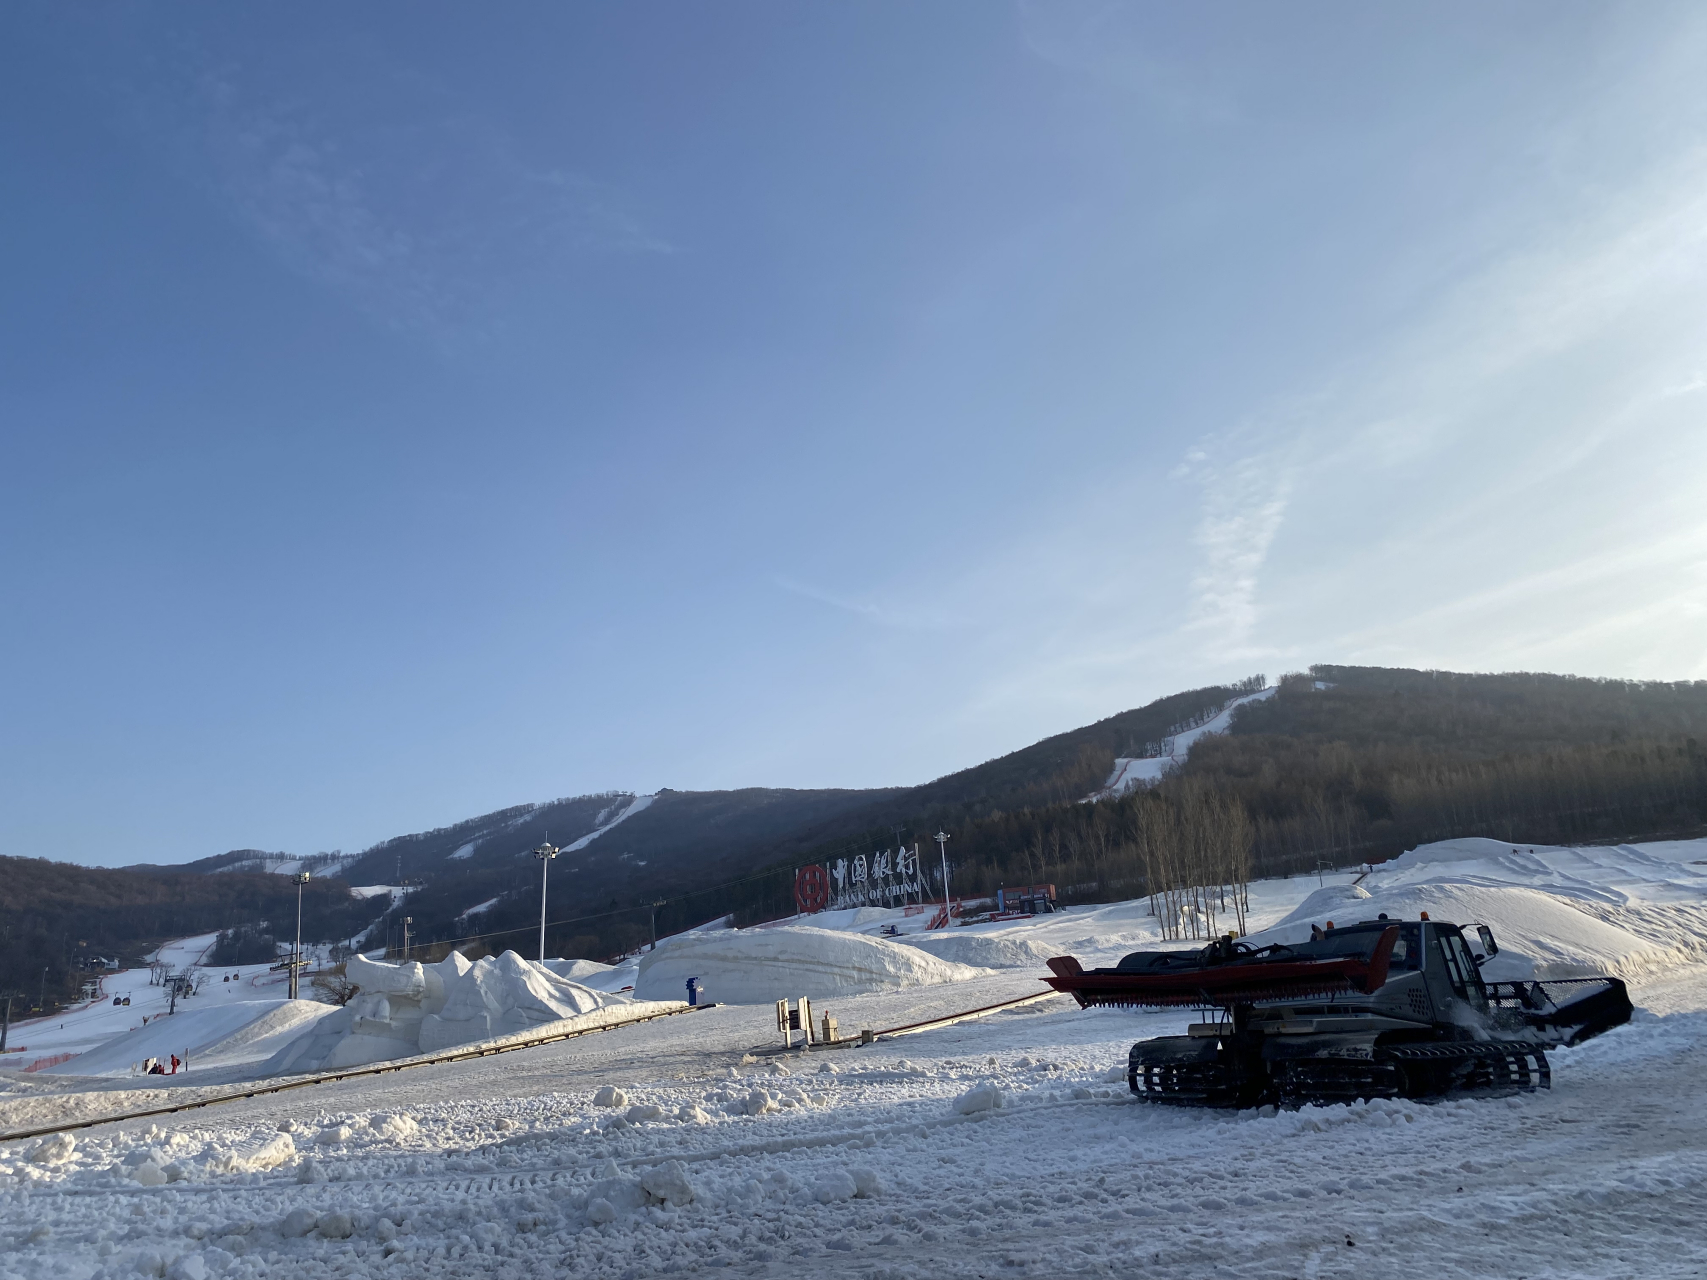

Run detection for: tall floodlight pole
[[934, 831, 952, 918], [534, 844, 559, 963], [291, 872, 311, 1000]]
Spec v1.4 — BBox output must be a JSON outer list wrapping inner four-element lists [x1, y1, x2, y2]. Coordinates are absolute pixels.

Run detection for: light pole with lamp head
[[934, 831, 952, 921], [291, 872, 311, 1000], [533, 844, 559, 963]]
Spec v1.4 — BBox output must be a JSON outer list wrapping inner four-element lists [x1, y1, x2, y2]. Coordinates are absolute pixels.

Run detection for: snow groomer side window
[[1388, 923, 1421, 971], [1433, 931, 1466, 996], [1446, 930, 1488, 1007], [1434, 928, 1488, 1007]]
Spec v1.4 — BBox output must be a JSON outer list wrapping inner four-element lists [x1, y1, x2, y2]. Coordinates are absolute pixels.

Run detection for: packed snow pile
[[544, 957, 619, 983], [634, 926, 987, 1004], [263, 951, 634, 1074], [1255, 882, 1676, 980], [1250, 836, 1707, 981], [42, 1000, 337, 1078], [900, 931, 1060, 970], [543, 956, 639, 993], [1381, 837, 1707, 910]]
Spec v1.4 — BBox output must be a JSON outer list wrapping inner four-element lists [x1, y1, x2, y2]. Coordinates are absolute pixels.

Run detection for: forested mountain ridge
[[9, 667, 1704, 1009], [0, 679, 1250, 1003], [927, 667, 1707, 927], [224, 666, 1707, 962], [317, 678, 1261, 962]]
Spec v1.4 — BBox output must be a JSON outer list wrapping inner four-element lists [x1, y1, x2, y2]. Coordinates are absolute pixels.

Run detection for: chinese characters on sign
[[795, 844, 928, 913]]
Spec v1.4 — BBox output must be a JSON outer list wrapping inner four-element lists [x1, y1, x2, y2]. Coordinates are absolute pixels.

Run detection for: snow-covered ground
[[0, 941, 304, 1078], [634, 926, 986, 1004], [3, 836, 1706, 1279]]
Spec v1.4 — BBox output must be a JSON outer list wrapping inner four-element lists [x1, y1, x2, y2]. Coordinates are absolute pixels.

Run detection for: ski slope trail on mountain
[[1092, 685, 1278, 797], [41, 1001, 337, 1078]]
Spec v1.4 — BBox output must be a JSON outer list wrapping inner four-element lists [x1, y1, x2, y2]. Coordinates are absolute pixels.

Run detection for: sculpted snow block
[[263, 950, 632, 1073]]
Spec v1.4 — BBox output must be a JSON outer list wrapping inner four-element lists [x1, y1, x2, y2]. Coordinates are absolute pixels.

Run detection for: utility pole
[[649, 900, 667, 951], [291, 871, 311, 999], [39, 966, 48, 1014], [401, 916, 413, 961], [934, 831, 952, 918], [0, 993, 11, 1053], [533, 843, 559, 963]]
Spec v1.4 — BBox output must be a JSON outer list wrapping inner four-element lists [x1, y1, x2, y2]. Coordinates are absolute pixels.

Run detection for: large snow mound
[[900, 932, 1060, 970], [42, 1000, 337, 1077], [1385, 837, 1707, 907], [543, 957, 617, 983], [634, 926, 987, 1004], [260, 950, 634, 1075], [542, 956, 640, 993], [1256, 881, 1680, 980]]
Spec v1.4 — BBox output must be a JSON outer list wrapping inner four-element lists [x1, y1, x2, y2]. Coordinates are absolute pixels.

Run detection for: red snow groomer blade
[[1045, 926, 1398, 1010]]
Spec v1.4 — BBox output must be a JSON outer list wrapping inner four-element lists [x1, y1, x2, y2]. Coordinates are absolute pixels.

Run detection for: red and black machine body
[[1045, 917, 1631, 1108]]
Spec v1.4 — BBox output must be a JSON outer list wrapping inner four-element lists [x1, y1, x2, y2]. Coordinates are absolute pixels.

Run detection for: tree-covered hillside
[[0, 859, 371, 1015], [16, 665, 1703, 986], [883, 668, 1707, 931], [312, 680, 1256, 963]]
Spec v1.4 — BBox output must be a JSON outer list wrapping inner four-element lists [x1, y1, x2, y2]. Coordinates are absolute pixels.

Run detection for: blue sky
[[3, 4, 1705, 867]]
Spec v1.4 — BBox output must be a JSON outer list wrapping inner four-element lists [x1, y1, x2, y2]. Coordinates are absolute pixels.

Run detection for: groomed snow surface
[[2, 836, 1706, 1278]]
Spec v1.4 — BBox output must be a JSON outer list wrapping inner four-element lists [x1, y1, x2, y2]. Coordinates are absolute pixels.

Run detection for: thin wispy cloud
[[1172, 434, 1297, 659], [1016, 1, 1239, 124], [772, 576, 957, 632], [922, 109, 1707, 732], [1219, 151, 1707, 678], [185, 61, 673, 343]]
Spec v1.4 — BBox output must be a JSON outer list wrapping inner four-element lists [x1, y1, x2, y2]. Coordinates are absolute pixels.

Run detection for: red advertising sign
[[793, 863, 830, 914]]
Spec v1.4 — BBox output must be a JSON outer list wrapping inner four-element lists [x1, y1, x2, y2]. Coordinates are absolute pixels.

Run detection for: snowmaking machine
[[1045, 915, 1632, 1108]]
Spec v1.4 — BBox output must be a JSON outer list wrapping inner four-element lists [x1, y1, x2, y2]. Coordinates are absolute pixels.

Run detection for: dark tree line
[[337, 681, 1265, 965], [0, 858, 371, 1014], [24, 666, 1695, 984], [655, 668, 1707, 942], [209, 924, 284, 967]]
